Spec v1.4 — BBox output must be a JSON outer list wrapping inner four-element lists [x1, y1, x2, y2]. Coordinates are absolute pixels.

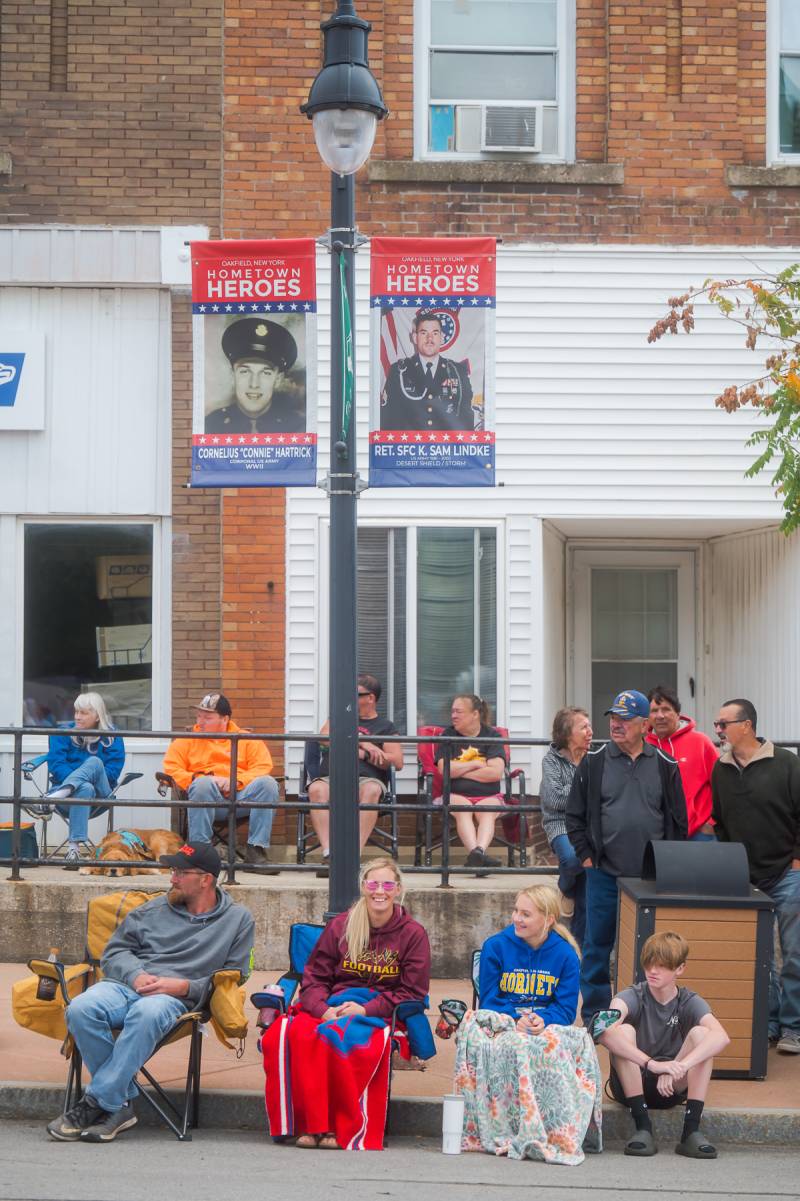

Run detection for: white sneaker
[[777, 1030, 800, 1054]]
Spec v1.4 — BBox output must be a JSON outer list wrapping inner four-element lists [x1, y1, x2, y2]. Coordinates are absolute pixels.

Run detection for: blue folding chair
[[21, 752, 141, 859]]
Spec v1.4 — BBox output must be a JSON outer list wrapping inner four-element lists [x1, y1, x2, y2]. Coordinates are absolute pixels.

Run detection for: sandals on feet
[[318, 1134, 339, 1150], [296, 1134, 320, 1148], [624, 1129, 657, 1156], [675, 1130, 717, 1159]]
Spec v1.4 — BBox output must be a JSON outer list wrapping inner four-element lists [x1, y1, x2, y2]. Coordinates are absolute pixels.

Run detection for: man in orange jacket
[[162, 692, 279, 872]]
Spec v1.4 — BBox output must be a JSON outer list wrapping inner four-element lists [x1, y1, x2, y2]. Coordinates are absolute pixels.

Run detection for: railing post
[[226, 735, 239, 885], [9, 729, 23, 881], [440, 756, 451, 889]]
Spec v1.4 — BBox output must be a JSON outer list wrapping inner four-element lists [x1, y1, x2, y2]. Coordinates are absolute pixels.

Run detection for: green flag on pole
[[339, 252, 354, 441]]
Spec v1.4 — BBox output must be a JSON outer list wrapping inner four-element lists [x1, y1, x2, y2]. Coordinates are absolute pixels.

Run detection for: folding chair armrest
[[155, 771, 187, 800], [22, 753, 49, 775], [115, 771, 143, 791], [28, 958, 93, 1006]]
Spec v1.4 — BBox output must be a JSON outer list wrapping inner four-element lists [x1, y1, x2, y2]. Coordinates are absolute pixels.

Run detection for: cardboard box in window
[[96, 556, 152, 600], [96, 625, 152, 668]]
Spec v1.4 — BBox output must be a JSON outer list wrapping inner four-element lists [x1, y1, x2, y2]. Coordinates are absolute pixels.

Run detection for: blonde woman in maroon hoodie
[[264, 859, 432, 1150]]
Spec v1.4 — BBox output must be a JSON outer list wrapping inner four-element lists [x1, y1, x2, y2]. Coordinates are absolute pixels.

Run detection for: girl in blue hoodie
[[479, 884, 581, 1029]]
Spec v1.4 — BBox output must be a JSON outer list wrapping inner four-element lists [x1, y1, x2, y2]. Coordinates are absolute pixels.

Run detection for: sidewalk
[[3, 962, 798, 1132]]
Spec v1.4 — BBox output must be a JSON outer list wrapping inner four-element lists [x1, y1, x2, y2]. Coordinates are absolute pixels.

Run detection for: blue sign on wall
[[0, 354, 25, 407]]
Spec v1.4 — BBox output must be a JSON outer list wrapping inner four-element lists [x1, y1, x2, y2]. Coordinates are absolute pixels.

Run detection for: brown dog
[[79, 828, 183, 876]]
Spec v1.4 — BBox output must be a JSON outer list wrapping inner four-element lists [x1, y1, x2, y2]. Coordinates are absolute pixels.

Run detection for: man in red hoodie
[[646, 686, 718, 841]]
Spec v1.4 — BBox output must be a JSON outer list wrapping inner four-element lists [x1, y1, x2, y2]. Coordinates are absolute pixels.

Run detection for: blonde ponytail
[[343, 858, 405, 963]]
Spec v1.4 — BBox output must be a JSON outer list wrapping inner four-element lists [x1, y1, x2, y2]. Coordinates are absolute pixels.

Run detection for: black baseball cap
[[160, 841, 222, 876], [195, 692, 232, 717], [221, 318, 298, 373]]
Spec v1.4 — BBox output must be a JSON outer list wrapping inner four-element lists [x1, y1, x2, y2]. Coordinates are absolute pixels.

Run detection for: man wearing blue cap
[[566, 689, 687, 1022]]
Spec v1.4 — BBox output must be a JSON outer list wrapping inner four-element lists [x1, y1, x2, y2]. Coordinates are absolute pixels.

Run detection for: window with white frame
[[417, 0, 572, 159], [356, 526, 497, 732], [778, 0, 800, 155], [23, 523, 154, 730]]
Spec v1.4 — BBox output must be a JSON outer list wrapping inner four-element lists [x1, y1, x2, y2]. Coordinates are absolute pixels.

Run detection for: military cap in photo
[[221, 318, 298, 373]]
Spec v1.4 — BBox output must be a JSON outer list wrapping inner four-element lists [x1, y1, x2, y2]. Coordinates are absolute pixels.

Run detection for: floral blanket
[[453, 1010, 603, 1166]]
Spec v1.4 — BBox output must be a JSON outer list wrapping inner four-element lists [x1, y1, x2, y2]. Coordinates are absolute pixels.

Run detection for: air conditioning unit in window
[[481, 104, 543, 154]]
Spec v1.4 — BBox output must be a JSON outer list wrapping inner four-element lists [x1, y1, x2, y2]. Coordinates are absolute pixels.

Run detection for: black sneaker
[[464, 848, 484, 868], [81, 1102, 138, 1143], [47, 1096, 107, 1141], [242, 844, 280, 875]]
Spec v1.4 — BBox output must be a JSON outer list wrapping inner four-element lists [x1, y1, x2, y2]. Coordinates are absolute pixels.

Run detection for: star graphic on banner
[[401, 297, 410, 305], [290, 303, 298, 311], [225, 436, 233, 444], [211, 305, 219, 312], [251, 304, 259, 311], [442, 298, 451, 306], [401, 433, 409, 441], [238, 304, 246, 312], [386, 434, 395, 442], [441, 433, 450, 442], [414, 433, 423, 441], [198, 304, 207, 313], [484, 298, 492, 306], [470, 433, 478, 441], [199, 436, 207, 444], [471, 298, 479, 306], [304, 435, 312, 443], [304, 302, 311, 311], [277, 303, 285, 311], [291, 435, 299, 443], [457, 433, 465, 441], [225, 305, 232, 312], [482, 432, 492, 441], [212, 436, 220, 444], [278, 435, 285, 443], [251, 435, 259, 443], [387, 297, 395, 306], [238, 436, 246, 444]]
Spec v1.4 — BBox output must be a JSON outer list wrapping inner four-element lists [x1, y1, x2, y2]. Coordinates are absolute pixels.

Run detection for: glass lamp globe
[[312, 107, 378, 176]]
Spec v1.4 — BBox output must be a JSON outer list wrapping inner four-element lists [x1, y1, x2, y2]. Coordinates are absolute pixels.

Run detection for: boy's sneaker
[[777, 1030, 800, 1054], [81, 1102, 138, 1142], [47, 1096, 107, 1141], [63, 847, 81, 871]]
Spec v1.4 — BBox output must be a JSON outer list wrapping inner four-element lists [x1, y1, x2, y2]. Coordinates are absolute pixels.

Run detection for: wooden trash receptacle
[[615, 840, 773, 1080]]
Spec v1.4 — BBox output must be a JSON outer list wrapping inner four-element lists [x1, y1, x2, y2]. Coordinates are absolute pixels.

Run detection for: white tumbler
[[441, 1092, 465, 1154]]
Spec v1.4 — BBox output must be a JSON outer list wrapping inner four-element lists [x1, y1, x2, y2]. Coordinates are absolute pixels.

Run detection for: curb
[[1, 1082, 797, 1144]]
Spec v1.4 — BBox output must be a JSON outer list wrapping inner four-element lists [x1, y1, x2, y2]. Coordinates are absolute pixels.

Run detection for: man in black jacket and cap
[[566, 689, 687, 1022]]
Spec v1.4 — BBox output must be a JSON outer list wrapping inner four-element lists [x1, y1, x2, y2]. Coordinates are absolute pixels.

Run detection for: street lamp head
[[301, 2, 388, 176]]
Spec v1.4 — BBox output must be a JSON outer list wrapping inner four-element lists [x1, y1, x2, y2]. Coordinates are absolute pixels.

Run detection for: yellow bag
[[12, 964, 94, 1043], [86, 889, 163, 965], [208, 969, 248, 1052]]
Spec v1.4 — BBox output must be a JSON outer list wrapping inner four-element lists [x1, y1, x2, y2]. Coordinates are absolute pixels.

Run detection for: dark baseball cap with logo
[[605, 689, 650, 719], [160, 841, 222, 876], [195, 692, 232, 717]]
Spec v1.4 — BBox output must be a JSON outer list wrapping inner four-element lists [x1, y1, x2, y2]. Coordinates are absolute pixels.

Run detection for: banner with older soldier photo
[[190, 239, 317, 486], [369, 237, 496, 488]]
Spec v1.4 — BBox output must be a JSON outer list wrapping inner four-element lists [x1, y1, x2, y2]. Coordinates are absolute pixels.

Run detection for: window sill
[[367, 160, 624, 186], [726, 165, 800, 187]]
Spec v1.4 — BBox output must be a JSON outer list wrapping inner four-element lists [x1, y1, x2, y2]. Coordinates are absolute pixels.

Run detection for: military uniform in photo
[[205, 316, 305, 435], [380, 354, 474, 431]]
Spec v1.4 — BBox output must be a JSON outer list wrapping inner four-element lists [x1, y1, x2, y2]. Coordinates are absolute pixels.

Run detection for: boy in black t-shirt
[[599, 931, 730, 1159]]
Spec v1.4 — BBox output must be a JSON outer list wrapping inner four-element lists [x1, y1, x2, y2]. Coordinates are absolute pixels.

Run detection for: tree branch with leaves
[[648, 265, 800, 534]]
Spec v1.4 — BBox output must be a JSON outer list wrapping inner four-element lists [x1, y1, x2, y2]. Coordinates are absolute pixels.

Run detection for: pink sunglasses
[[364, 880, 399, 893]]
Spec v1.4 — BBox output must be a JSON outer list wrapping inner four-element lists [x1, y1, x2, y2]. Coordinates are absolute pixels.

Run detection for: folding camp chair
[[415, 725, 529, 867], [21, 753, 140, 858], [471, 948, 481, 1008], [155, 772, 251, 853], [295, 741, 399, 863], [21, 890, 239, 1141]]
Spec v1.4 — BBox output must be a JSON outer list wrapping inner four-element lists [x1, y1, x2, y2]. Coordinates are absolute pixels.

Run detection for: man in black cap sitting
[[46, 842, 255, 1144], [206, 316, 305, 435]]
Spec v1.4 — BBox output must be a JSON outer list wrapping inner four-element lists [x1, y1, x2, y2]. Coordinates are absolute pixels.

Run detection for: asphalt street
[[0, 1123, 797, 1201]]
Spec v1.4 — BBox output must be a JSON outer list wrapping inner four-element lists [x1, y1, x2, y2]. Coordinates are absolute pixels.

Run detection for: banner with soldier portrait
[[369, 237, 496, 488], [190, 239, 317, 487]]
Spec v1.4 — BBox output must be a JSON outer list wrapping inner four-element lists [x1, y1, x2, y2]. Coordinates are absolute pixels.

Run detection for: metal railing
[[0, 725, 554, 887]]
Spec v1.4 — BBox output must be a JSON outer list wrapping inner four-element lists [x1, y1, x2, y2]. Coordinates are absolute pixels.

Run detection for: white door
[[569, 548, 697, 732]]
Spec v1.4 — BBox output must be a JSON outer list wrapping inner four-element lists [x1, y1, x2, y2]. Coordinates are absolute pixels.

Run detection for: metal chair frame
[[21, 753, 140, 858], [295, 740, 399, 863]]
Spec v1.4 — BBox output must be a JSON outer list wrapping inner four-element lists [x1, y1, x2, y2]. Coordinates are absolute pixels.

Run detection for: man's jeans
[[763, 867, 800, 1037], [55, 756, 111, 843], [66, 980, 186, 1114], [550, 832, 586, 948], [580, 866, 619, 1021], [187, 776, 277, 848]]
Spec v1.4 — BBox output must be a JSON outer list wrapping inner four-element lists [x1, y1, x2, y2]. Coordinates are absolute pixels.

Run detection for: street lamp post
[[302, 1, 387, 916]]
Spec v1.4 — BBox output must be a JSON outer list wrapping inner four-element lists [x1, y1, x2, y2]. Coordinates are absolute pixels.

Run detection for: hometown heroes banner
[[190, 239, 317, 487], [369, 237, 496, 488]]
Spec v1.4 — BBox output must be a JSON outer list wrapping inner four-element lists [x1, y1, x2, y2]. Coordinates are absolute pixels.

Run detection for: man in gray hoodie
[[47, 841, 255, 1144]]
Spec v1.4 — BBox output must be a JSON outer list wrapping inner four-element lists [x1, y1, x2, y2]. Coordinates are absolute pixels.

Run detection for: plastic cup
[[441, 1092, 465, 1155]]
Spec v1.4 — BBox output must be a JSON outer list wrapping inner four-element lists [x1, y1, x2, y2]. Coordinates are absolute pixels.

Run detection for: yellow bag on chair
[[12, 964, 94, 1042], [208, 969, 249, 1051]]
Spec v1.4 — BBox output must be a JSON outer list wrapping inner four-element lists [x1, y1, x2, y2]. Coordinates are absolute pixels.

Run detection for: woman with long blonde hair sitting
[[455, 884, 602, 1165], [262, 858, 432, 1151]]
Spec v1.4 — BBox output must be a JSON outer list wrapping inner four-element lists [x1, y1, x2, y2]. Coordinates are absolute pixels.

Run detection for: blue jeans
[[550, 833, 586, 948], [55, 756, 112, 842], [763, 867, 800, 1037], [67, 979, 186, 1113], [187, 775, 277, 848], [580, 866, 619, 1021], [689, 831, 716, 842]]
